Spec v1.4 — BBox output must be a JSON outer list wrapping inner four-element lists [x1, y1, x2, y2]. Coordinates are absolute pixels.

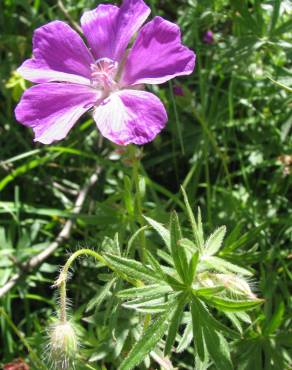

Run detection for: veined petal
[[93, 90, 167, 145], [18, 21, 94, 85], [15, 83, 99, 144], [81, 0, 150, 62], [121, 16, 196, 86]]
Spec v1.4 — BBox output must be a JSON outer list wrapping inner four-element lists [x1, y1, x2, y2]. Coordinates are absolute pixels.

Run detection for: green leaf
[[122, 296, 174, 314], [170, 211, 188, 282], [177, 321, 193, 353], [103, 254, 159, 283], [203, 326, 233, 370], [86, 278, 116, 312], [204, 256, 253, 276], [164, 274, 186, 291], [126, 303, 171, 314], [269, 0, 280, 35], [119, 308, 172, 370], [224, 312, 243, 334], [126, 226, 149, 257], [194, 298, 239, 339], [204, 226, 226, 256], [197, 207, 204, 248], [264, 302, 285, 335], [202, 296, 263, 312], [164, 292, 188, 355], [187, 252, 199, 285], [222, 224, 266, 253], [181, 187, 203, 252], [117, 284, 171, 299], [145, 250, 165, 277], [144, 216, 170, 251], [0, 154, 59, 191], [191, 300, 205, 361], [195, 286, 225, 297], [157, 250, 173, 266], [179, 238, 197, 253]]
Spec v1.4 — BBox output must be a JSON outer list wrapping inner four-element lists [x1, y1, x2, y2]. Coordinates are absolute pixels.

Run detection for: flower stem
[[129, 145, 146, 263], [57, 249, 137, 324], [57, 249, 107, 323]]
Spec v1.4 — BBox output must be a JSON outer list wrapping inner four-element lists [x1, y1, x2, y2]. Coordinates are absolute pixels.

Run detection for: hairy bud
[[198, 272, 256, 299], [47, 320, 78, 370]]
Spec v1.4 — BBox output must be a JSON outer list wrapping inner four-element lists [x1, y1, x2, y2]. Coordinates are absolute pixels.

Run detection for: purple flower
[[203, 30, 214, 44], [173, 84, 184, 96], [15, 0, 196, 145]]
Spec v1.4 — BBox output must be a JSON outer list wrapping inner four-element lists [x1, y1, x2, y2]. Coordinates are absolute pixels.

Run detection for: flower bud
[[48, 320, 78, 370], [203, 30, 214, 44], [198, 272, 256, 299]]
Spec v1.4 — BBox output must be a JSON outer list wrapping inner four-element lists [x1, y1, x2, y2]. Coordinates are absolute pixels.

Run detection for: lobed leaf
[[204, 226, 226, 256], [103, 254, 160, 283], [181, 187, 204, 252], [117, 284, 172, 299], [203, 326, 233, 370], [164, 292, 188, 355], [119, 307, 173, 370], [202, 295, 263, 312], [170, 211, 188, 282], [144, 216, 170, 251]]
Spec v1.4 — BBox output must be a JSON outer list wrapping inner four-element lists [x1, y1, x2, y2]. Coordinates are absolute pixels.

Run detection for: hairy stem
[[57, 249, 107, 323], [57, 248, 137, 323]]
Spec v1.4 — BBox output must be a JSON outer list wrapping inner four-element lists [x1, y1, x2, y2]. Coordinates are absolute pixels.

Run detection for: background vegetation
[[0, 0, 291, 369]]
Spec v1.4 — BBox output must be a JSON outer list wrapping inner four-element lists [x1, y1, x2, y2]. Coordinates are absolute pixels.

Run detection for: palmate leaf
[[86, 278, 116, 312], [187, 251, 199, 285], [202, 295, 263, 312], [121, 293, 177, 314], [204, 226, 226, 256], [126, 303, 171, 314], [191, 298, 233, 368], [103, 254, 160, 283], [119, 306, 173, 370], [145, 250, 165, 277], [193, 298, 239, 339], [204, 255, 253, 276], [177, 320, 193, 353], [191, 300, 206, 361], [126, 225, 149, 257], [164, 292, 188, 355], [203, 326, 233, 370], [178, 238, 197, 253], [164, 273, 186, 291], [181, 187, 204, 251], [195, 286, 225, 296], [170, 211, 188, 283], [144, 216, 170, 251], [263, 301, 285, 335], [117, 284, 172, 300]]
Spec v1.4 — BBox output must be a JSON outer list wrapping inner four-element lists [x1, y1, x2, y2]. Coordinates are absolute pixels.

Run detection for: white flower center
[[90, 57, 118, 91]]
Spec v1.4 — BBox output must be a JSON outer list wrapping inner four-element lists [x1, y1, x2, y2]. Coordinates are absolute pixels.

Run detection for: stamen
[[90, 57, 118, 89]]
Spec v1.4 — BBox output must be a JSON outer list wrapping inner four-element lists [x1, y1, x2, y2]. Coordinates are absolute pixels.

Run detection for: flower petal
[[121, 16, 196, 86], [81, 0, 150, 62], [93, 90, 167, 145], [15, 83, 99, 144], [18, 21, 94, 85]]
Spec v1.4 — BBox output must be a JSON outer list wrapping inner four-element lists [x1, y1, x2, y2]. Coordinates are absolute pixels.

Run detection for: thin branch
[[57, 0, 82, 34], [0, 166, 101, 298]]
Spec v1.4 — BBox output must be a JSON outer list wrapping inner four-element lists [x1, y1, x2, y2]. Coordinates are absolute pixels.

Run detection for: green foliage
[[0, 0, 291, 369], [108, 200, 261, 369]]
